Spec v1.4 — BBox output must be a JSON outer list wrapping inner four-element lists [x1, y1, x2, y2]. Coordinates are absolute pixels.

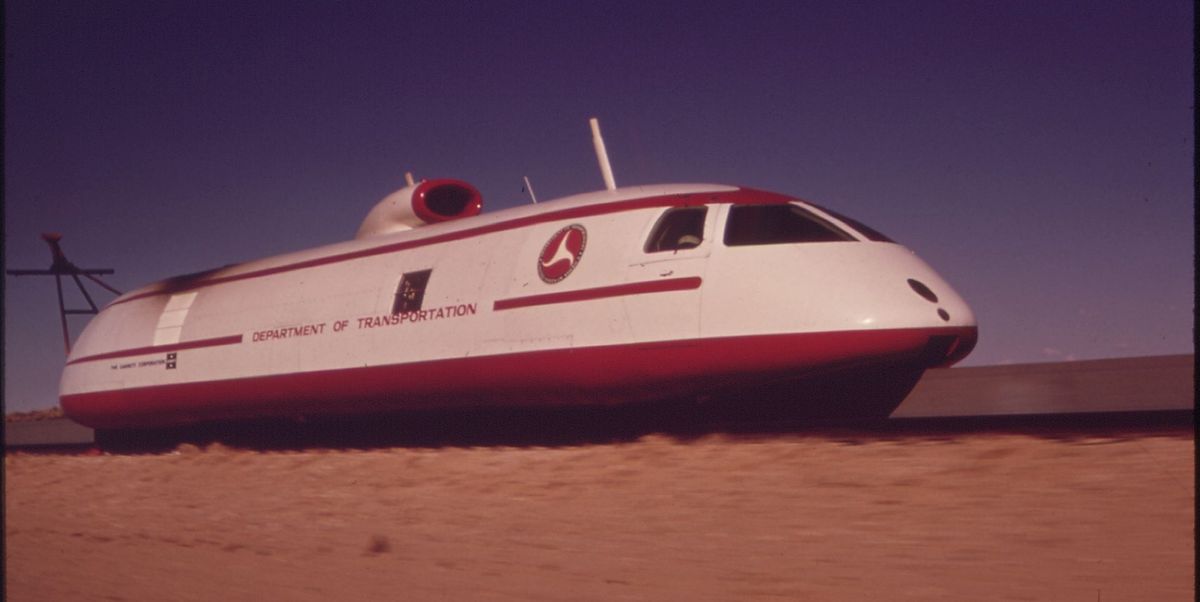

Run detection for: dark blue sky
[[5, 0, 1193, 411]]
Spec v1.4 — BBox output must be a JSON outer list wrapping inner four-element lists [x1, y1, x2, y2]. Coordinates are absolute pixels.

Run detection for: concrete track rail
[[6, 354, 1193, 449]]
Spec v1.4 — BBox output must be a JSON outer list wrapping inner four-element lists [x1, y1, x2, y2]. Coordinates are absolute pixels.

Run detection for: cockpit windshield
[[803, 202, 896, 243], [723, 204, 855, 246]]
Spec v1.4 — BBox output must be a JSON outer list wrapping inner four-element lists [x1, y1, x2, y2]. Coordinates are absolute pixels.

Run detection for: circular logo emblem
[[538, 224, 587, 283]]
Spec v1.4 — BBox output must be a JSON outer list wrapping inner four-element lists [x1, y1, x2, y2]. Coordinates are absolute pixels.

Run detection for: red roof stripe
[[110, 188, 791, 306]]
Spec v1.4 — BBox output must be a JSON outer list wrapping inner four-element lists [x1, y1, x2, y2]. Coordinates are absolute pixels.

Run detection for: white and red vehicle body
[[60, 181, 977, 429]]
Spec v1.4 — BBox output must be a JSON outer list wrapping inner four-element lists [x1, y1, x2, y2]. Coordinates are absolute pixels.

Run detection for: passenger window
[[393, 269, 432, 313], [723, 204, 855, 246], [645, 207, 708, 253]]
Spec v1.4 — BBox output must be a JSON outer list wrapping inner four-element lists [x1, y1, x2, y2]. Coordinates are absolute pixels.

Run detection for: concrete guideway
[[896, 353, 1194, 417], [5, 354, 1194, 448]]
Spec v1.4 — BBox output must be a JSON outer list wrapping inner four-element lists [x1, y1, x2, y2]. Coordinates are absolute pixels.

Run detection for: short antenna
[[522, 175, 538, 204], [404, 172, 415, 187], [589, 117, 617, 191]]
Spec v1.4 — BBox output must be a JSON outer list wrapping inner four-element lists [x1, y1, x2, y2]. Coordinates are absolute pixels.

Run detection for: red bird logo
[[538, 225, 587, 283]]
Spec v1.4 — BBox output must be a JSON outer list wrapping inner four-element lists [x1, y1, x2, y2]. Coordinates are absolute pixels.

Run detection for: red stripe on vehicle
[[494, 277, 702, 311], [66, 335, 245, 366], [60, 326, 977, 430], [109, 188, 793, 307]]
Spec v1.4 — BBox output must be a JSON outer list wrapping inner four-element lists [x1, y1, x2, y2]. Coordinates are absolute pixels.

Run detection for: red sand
[[5, 430, 1194, 601]]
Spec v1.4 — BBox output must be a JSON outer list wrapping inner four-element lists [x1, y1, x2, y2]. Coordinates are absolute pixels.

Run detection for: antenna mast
[[522, 175, 538, 203], [589, 117, 617, 191]]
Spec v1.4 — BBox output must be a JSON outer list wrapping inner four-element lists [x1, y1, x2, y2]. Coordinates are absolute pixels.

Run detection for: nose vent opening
[[907, 279, 939, 303], [921, 330, 979, 367], [920, 335, 959, 367]]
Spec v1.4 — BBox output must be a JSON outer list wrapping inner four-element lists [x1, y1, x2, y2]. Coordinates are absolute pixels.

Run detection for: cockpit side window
[[723, 204, 855, 246], [645, 207, 708, 253]]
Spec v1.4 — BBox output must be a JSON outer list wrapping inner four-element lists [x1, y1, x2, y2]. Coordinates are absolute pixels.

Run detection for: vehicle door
[[624, 203, 716, 341]]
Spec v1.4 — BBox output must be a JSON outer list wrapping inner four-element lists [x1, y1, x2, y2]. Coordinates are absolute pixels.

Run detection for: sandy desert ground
[[5, 426, 1194, 601]]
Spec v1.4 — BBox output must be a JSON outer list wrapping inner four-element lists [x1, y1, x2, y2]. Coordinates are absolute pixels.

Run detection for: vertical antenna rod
[[523, 176, 538, 203], [589, 117, 617, 191]]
